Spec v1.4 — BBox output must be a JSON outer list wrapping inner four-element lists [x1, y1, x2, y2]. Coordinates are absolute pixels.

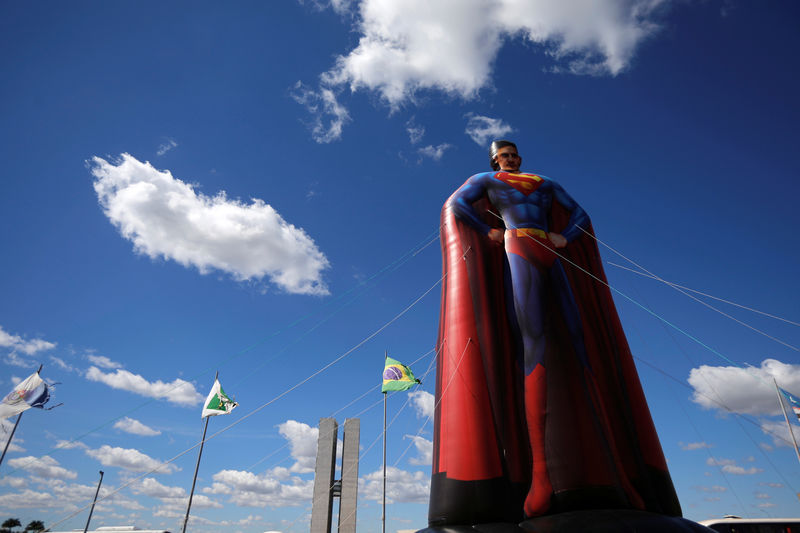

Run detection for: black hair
[[489, 140, 517, 170]]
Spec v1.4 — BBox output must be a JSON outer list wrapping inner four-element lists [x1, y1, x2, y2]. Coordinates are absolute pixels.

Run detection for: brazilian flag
[[382, 356, 421, 393]]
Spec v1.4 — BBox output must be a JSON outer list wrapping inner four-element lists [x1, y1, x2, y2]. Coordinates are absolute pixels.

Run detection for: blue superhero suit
[[451, 171, 591, 375], [427, 170, 685, 528]]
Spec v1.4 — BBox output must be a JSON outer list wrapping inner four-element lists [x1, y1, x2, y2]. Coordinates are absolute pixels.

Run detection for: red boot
[[523, 363, 552, 517]]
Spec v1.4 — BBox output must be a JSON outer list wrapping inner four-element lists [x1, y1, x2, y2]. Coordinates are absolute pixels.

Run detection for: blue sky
[[1, 1, 799, 531]]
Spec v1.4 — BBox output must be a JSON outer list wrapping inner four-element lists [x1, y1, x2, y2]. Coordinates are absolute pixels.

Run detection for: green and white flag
[[201, 379, 238, 418]]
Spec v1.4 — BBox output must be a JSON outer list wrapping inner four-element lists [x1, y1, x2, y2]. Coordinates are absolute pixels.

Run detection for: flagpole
[[182, 371, 216, 533], [0, 411, 23, 469], [83, 470, 104, 533], [382, 351, 387, 533], [774, 379, 800, 467]]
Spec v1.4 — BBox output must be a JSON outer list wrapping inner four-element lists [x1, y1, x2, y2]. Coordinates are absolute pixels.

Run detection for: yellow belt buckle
[[516, 228, 546, 239]]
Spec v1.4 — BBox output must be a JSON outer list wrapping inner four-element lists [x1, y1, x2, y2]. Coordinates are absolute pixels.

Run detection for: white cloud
[[114, 417, 162, 437], [319, 0, 666, 110], [406, 118, 425, 144], [409, 391, 434, 419], [705, 457, 763, 475], [290, 82, 351, 144], [0, 488, 54, 508], [760, 420, 800, 449], [55, 439, 88, 450], [1, 419, 24, 453], [360, 466, 429, 504], [688, 359, 800, 416], [404, 435, 432, 465], [49, 355, 75, 372], [211, 468, 314, 508], [0, 325, 56, 355], [85, 366, 203, 406], [465, 114, 514, 146], [157, 138, 178, 156], [277, 420, 342, 474], [39, 479, 146, 512], [679, 441, 712, 451], [694, 485, 727, 493], [706, 457, 735, 467], [418, 144, 452, 161], [299, 0, 354, 15], [0, 476, 26, 488], [85, 445, 179, 474], [90, 154, 330, 295], [87, 354, 123, 369], [132, 477, 185, 499], [7, 455, 77, 479], [5, 352, 34, 367], [721, 465, 762, 475]]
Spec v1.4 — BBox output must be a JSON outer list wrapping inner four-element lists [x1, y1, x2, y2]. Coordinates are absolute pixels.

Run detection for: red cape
[[428, 180, 681, 526]]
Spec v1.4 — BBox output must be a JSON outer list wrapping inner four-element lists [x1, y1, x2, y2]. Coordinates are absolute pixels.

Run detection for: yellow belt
[[511, 228, 547, 239]]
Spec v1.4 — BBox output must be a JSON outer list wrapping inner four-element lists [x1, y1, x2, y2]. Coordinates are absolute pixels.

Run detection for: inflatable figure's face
[[494, 145, 522, 172]]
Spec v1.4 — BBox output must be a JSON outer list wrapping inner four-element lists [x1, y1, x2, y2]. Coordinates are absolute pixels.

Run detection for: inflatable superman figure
[[425, 141, 710, 532]]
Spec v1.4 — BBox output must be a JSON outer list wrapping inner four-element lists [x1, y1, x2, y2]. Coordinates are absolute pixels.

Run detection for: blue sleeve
[[551, 180, 590, 242], [448, 174, 493, 236]]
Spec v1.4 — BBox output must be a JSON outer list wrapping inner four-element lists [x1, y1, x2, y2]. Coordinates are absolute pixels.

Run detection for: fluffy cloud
[[0, 488, 54, 508], [705, 457, 762, 475], [300, 0, 353, 15], [290, 82, 351, 144], [85, 445, 179, 474], [694, 485, 727, 493], [409, 390, 434, 420], [721, 465, 762, 475], [49, 355, 75, 372], [328, 0, 665, 102], [114, 417, 162, 437], [759, 420, 800, 449], [7, 455, 77, 479], [0, 325, 56, 355], [418, 144, 453, 161], [210, 468, 314, 508], [87, 354, 123, 369], [85, 366, 203, 406], [157, 138, 178, 156], [688, 359, 800, 416], [55, 439, 88, 450], [278, 420, 342, 474], [0, 476, 26, 489], [465, 114, 514, 146], [404, 435, 432, 465], [360, 466, 429, 504], [1, 419, 24, 453], [132, 477, 186, 499], [679, 441, 713, 451], [90, 154, 330, 295], [406, 118, 425, 144]]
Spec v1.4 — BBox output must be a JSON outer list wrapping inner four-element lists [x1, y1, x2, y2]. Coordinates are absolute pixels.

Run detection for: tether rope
[[43, 273, 444, 532], [576, 227, 797, 351]]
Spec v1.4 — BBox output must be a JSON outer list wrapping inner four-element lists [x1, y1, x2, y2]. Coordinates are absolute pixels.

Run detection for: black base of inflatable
[[418, 509, 714, 533]]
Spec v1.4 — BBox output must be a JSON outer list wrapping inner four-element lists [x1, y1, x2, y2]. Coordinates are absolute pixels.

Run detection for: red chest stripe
[[494, 172, 544, 196]]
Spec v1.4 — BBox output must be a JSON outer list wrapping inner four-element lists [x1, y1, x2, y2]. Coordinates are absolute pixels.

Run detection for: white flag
[[0, 371, 51, 420], [201, 379, 238, 418]]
